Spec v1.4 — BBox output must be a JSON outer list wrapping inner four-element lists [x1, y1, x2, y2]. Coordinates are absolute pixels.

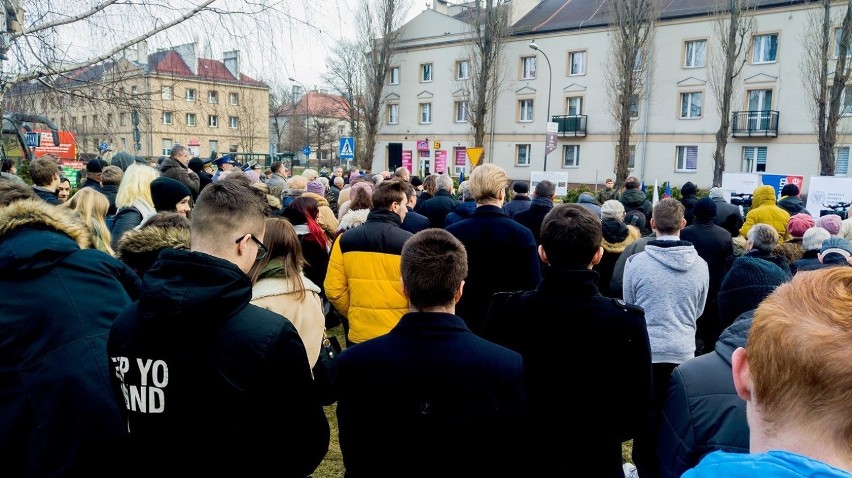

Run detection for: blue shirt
[[683, 450, 852, 478]]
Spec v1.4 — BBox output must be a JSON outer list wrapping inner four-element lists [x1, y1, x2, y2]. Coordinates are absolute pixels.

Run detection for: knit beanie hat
[[188, 157, 205, 174], [410, 175, 423, 187], [718, 256, 788, 328], [111, 151, 136, 171], [681, 181, 697, 196], [709, 187, 725, 199], [150, 177, 191, 212], [781, 184, 799, 197], [307, 180, 325, 195], [624, 210, 646, 230], [512, 181, 529, 194], [787, 213, 815, 238], [350, 180, 374, 198], [816, 214, 843, 236], [601, 199, 625, 220], [803, 226, 831, 251], [693, 197, 717, 220], [820, 236, 852, 257]]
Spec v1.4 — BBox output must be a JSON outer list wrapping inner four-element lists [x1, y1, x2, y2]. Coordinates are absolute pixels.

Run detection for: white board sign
[[804, 176, 852, 218], [721, 172, 761, 202], [530, 171, 570, 197]]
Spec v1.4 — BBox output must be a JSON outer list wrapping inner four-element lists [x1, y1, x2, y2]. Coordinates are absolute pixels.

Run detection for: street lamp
[[529, 40, 552, 171], [288, 77, 310, 168]]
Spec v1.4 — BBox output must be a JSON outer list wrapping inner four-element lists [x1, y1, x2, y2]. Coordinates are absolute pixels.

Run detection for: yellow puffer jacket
[[739, 185, 791, 243]]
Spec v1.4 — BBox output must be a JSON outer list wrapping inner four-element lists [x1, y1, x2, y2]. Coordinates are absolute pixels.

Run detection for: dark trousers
[[633, 362, 679, 478]]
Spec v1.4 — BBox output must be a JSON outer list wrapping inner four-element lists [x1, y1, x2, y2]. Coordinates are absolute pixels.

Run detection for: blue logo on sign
[[302, 146, 312, 157]]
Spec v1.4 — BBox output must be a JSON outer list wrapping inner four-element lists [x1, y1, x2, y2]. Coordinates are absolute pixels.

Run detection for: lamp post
[[529, 40, 552, 171], [288, 77, 310, 168]]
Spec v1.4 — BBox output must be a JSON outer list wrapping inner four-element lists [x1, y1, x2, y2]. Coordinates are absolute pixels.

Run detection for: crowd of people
[[1, 148, 851, 478]]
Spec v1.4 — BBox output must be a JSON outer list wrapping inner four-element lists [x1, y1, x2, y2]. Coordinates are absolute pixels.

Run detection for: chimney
[[136, 40, 148, 66], [223, 51, 240, 80], [433, 0, 448, 14], [172, 42, 198, 75]]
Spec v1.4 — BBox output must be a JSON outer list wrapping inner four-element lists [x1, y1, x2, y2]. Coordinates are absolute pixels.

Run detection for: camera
[[820, 202, 851, 220], [729, 193, 753, 208]]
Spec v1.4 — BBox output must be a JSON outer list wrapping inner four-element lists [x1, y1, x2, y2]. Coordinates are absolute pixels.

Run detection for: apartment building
[[374, 0, 850, 191], [6, 43, 269, 161]]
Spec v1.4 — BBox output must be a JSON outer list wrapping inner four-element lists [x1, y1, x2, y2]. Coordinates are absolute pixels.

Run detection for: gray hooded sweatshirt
[[623, 237, 709, 364]]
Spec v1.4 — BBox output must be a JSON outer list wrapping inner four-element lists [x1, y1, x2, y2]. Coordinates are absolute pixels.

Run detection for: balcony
[[731, 110, 779, 137], [552, 115, 587, 137]]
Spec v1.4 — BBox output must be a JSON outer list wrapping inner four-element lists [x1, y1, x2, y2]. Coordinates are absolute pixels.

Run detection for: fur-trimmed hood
[[0, 199, 92, 273], [116, 225, 191, 276], [301, 191, 330, 208], [337, 208, 370, 232], [601, 221, 641, 253]]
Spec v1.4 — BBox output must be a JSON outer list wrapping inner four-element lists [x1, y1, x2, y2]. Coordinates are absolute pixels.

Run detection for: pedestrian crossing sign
[[339, 137, 355, 160]]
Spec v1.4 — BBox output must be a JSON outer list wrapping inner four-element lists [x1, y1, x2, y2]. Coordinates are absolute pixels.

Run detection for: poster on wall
[[721, 172, 761, 202], [804, 176, 852, 218], [402, 150, 412, 173], [454, 148, 467, 176], [434, 150, 447, 174], [530, 171, 569, 197], [760, 174, 805, 199]]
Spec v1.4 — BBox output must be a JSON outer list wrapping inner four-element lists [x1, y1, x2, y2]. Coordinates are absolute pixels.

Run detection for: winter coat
[[744, 249, 792, 277], [776, 195, 809, 216], [0, 199, 141, 477], [401, 206, 431, 233], [512, 197, 555, 245], [657, 310, 753, 478], [116, 223, 191, 276], [416, 189, 460, 228], [795, 252, 852, 272], [325, 209, 413, 344], [100, 184, 119, 216], [301, 191, 339, 239], [791, 249, 821, 274], [502, 195, 532, 217], [596, 187, 619, 205], [443, 199, 477, 227], [107, 248, 329, 477], [32, 185, 61, 205], [446, 205, 541, 334], [336, 208, 370, 235], [577, 192, 602, 218], [609, 235, 654, 299], [712, 197, 744, 237], [594, 220, 641, 296], [739, 185, 791, 242], [292, 223, 330, 296], [158, 157, 200, 199], [483, 267, 652, 478], [620, 188, 653, 234]]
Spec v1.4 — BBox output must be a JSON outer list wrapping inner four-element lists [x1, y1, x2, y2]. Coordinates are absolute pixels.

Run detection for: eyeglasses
[[235, 234, 268, 261]]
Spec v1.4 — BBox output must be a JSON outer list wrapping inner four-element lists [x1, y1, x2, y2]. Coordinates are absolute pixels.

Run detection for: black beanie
[[188, 157, 204, 173], [717, 256, 788, 328], [681, 181, 697, 196], [693, 197, 717, 220], [110, 152, 135, 171], [150, 177, 191, 212]]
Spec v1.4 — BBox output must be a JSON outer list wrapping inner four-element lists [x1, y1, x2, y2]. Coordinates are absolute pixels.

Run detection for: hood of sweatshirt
[[644, 239, 699, 271]]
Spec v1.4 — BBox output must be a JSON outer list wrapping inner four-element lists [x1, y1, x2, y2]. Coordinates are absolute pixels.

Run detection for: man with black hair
[[776, 183, 809, 216], [483, 204, 652, 478], [512, 179, 556, 245]]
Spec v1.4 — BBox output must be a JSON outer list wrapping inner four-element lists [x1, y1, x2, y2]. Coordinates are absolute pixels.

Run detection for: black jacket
[[401, 206, 431, 233], [620, 189, 653, 234], [791, 249, 821, 274], [512, 197, 554, 245], [32, 185, 61, 205], [101, 183, 119, 216], [712, 197, 744, 237], [416, 189, 459, 228], [110, 206, 144, 250], [107, 249, 330, 477], [776, 195, 809, 216]]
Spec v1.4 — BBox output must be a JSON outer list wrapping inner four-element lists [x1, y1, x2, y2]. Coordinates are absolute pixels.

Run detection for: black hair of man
[[540, 203, 602, 269], [270, 161, 284, 174], [624, 177, 641, 190], [401, 228, 468, 310]]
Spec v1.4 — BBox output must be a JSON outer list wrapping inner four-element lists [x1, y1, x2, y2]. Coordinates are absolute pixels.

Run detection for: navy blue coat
[[337, 311, 528, 477], [401, 206, 431, 234], [446, 205, 541, 334], [443, 199, 476, 227], [502, 195, 532, 217], [416, 189, 459, 228]]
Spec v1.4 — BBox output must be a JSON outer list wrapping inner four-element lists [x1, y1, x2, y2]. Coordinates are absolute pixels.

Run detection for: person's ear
[[650, 217, 656, 231], [732, 347, 753, 402], [591, 246, 604, 266], [538, 244, 548, 264], [453, 280, 465, 303], [681, 217, 687, 229], [498, 188, 505, 201]]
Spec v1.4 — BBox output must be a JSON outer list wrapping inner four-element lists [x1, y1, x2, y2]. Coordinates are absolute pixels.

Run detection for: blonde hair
[[470, 163, 508, 203], [65, 188, 115, 256], [301, 168, 319, 181], [116, 163, 158, 209]]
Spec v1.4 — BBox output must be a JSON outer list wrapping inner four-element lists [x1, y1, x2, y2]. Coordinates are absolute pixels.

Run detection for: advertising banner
[[804, 176, 852, 218], [434, 150, 447, 174], [760, 174, 804, 199], [402, 150, 412, 172]]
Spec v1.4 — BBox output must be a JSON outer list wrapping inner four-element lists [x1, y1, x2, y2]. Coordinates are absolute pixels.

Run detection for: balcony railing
[[731, 110, 779, 137], [552, 115, 587, 137]]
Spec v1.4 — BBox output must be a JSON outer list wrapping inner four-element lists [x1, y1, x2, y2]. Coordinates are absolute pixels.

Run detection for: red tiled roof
[[149, 50, 194, 76], [272, 91, 353, 120], [147, 52, 266, 86]]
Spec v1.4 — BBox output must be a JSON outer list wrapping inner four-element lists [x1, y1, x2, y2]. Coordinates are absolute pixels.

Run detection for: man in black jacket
[[107, 175, 329, 477], [29, 156, 62, 205], [158, 144, 200, 200], [776, 183, 809, 216]]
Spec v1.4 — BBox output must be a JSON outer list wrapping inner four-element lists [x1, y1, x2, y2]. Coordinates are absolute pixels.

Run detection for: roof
[[149, 53, 266, 86], [272, 91, 354, 120]]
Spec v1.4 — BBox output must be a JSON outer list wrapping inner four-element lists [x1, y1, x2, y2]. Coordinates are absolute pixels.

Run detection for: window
[[684, 40, 706, 68], [186, 113, 197, 126], [680, 92, 703, 118], [162, 138, 173, 156], [676, 145, 699, 172], [455, 100, 469, 122], [841, 87, 852, 115], [742, 146, 768, 172], [516, 144, 531, 166], [82, 115, 87, 128], [389, 66, 400, 85], [107, 114, 113, 127], [186, 88, 196, 101], [131, 85, 138, 95], [563, 145, 580, 167], [634, 49, 643, 71], [387, 103, 399, 124], [209, 140, 218, 154], [92, 115, 98, 127], [519, 99, 534, 122], [836, 147, 849, 176], [567, 96, 583, 116], [119, 112, 127, 126], [229, 116, 239, 129], [229, 93, 239, 105], [161, 86, 173, 100], [209, 115, 218, 127], [568, 50, 586, 75], [628, 145, 636, 169], [457, 60, 470, 80], [338, 125, 345, 136], [72, 116, 77, 128], [421, 63, 433, 82], [629, 95, 640, 119], [419, 103, 432, 124], [752, 34, 778, 63], [209, 90, 218, 104], [521, 56, 536, 79], [162, 111, 173, 125], [120, 138, 126, 148]]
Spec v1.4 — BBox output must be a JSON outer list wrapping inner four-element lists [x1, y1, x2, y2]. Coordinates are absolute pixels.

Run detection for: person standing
[[107, 176, 329, 477], [708, 187, 743, 237], [417, 173, 459, 228], [513, 179, 556, 245], [29, 156, 63, 205], [502, 180, 532, 217], [337, 228, 528, 477], [596, 178, 619, 205], [776, 183, 809, 216], [158, 144, 200, 200]]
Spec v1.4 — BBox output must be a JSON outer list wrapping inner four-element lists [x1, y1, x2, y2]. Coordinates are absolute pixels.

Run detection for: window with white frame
[[457, 60, 470, 80], [186, 88, 196, 101], [419, 103, 432, 124], [161, 86, 173, 100], [209, 115, 218, 127], [209, 140, 218, 154], [567, 96, 583, 115], [521, 56, 536, 79], [628, 145, 636, 169], [162, 111, 173, 125], [229, 93, 239, 105], [421, 63, 433, 82], [209, 90, 218, 104], [131, 85, 139, 95], [680, 92, 703, 118], [162, 138, 173, 156], [516, 144, 531, 166], [752, 34, 778, 63], [455, 100, 469, 122], [120, 137, 126, 148], [835, 28, 852, 58], [684, 40, 707, 68], [229, 116, 239, 129], [836, 146, 849, 176], [387, 103, 399, 124], [742, 146, 767, 172], [563, 145, 580, 167], [519, 99, 534, 122], [569, 50, 586, 75], [676, 145, 699, 172], [186, 113, 196, 126], [389, 66, 400, 85]]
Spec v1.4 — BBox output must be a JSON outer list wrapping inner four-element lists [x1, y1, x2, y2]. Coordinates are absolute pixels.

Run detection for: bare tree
[[357, 0, 409, 170], [606, 0, 658, 190], [324, 38, 365, 166], [709, 0, 754, 186], [802, 0, 852, 176]]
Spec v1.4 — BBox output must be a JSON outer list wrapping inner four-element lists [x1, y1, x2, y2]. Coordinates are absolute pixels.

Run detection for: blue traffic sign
[[25, 132, 40, 147], [339, 137, 354, 159], [302, 145, 312, 157]]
